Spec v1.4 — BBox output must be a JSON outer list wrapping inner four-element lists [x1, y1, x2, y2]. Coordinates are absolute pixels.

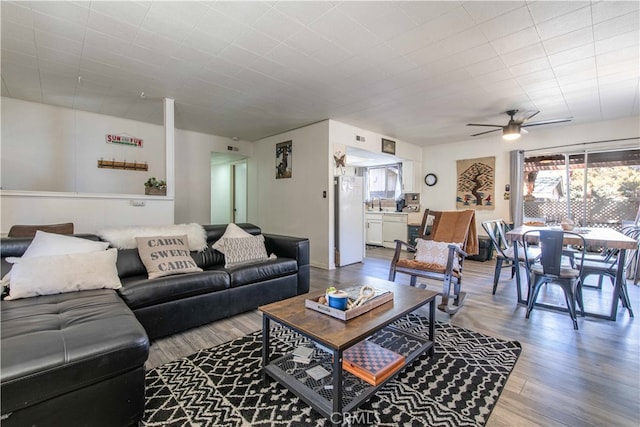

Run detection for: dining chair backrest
[[538, 230, 564, 276], [622, 224, 640, 240], [587, 225, 639, 264], [523, 229, 586, 277], [622, 225, 640, 275], [481, 219, 511, 258]]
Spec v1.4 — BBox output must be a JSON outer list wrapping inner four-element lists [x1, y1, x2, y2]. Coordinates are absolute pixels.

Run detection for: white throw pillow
[[5, 248, 121, 300], [136, 235, 203, 279], [222, 235, 273, 268], [415, 239, 462, 271], [2, 231, 109, 285], [7, 230, 109, 263], [212, 223, 253, 254]]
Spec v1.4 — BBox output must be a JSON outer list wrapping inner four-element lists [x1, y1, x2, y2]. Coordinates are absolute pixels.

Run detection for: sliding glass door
[[523, 149, 640, 229]]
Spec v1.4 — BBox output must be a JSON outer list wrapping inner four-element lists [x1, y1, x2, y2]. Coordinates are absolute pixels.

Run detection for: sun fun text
[[146, 238, 197, 272]]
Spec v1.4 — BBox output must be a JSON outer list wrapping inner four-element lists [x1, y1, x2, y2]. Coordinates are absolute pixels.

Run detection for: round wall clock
[[424, 173, 438, 186]]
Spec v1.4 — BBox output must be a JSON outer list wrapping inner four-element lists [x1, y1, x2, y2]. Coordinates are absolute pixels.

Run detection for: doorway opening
[[210, 153, 247, 224]]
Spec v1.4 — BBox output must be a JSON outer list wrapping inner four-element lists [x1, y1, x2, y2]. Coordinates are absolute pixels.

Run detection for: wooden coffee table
[[259, 276, 438, 426]]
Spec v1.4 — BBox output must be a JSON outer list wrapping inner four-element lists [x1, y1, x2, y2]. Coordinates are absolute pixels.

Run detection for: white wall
[[0, 98, 254, 234], [1, 97, 165, 194], [0, 97, 174, 234], [420, 116, 640, 231], [1, 191, 174, 234], [249, 121, 331, 269], [329, 120, 422, 161]]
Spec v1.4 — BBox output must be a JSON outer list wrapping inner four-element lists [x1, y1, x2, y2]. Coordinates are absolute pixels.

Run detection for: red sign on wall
[[106, 134, 143, 147]]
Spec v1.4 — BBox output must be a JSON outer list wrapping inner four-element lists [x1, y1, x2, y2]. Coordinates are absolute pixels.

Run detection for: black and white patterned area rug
[[143, 313, 521, 427]]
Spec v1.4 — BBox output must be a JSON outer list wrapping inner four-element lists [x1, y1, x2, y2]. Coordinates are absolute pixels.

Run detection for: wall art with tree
[[456, 156, 495, 210]]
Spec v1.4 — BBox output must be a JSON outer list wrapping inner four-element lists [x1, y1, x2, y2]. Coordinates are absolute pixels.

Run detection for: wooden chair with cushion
[[388, 209, 478, 314], [7, 223, 74, 238]]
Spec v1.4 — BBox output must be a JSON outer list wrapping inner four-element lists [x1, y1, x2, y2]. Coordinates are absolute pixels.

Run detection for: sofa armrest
[[263, 234, 310, 295]]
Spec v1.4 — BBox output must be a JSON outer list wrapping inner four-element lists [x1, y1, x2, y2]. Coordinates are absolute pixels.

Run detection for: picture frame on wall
[[381, 138, 396, 155], [276, 140, 292, 179]]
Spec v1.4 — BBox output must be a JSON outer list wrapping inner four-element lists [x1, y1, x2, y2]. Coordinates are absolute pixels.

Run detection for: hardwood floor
[[147, 247, 639, 427]]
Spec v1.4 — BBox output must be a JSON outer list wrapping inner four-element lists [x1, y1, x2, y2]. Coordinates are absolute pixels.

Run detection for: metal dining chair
[[577, 225, 639, 317], [522, 229, 587, 330], [481, 219, 540, 296]]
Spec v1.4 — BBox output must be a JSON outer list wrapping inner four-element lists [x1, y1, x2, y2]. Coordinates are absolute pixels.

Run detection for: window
[[523, 149, 640, 228], [365, 163, 402, 201]]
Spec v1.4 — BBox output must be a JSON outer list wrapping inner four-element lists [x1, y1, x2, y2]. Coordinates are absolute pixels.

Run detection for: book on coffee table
[[292, 346, 314, 364], [342, 340, 405, 386]]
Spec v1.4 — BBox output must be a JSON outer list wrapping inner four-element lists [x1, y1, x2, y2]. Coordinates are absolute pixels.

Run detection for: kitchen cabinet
[[382, 213, 407, 249], [365, 213, 383, 246], [401, 161, 422, 193], [402, 161, 414, 192]]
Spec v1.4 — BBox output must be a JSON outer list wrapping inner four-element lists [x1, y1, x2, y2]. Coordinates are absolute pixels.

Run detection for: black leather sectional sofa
[[0, 223, 310, 426]]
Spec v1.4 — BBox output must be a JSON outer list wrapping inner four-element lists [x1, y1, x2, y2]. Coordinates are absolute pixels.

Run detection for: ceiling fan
[[467, 110, 572, 140]]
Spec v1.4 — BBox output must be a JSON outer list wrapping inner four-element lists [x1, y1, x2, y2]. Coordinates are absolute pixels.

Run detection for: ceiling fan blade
[[466, 123, 503, 128], [524, 110, 540, 121], [521, 117, 572, 128], [470, 128, 502, 137]]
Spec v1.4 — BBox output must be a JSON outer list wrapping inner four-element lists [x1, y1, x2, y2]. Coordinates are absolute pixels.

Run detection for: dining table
[[505, 225, 637, 321]]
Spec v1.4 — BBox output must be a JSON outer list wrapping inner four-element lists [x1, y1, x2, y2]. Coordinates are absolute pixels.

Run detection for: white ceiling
[[1, 1, 639, 146]]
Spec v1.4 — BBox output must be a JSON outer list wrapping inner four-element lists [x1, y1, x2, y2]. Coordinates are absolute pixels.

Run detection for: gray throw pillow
[[222, 235, 269, 268]]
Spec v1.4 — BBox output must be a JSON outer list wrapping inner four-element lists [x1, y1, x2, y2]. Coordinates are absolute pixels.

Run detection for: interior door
[[232, 161, 247, 223]]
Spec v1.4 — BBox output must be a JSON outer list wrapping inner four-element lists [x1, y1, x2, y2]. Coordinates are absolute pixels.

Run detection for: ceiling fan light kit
[[502, 124, 521, 140], [467, 109, 572, 140]]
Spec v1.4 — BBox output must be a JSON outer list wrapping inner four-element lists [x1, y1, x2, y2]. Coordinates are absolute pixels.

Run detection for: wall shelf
[[98, 159, 148, 171]]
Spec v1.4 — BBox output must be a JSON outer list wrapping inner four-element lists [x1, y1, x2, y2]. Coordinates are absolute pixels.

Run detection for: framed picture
[[381, 138, 396, 155], [276, 140, 292, 179]]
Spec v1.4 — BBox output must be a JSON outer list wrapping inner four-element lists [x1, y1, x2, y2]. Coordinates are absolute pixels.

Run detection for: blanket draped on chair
[[431, 210, 479, 256]]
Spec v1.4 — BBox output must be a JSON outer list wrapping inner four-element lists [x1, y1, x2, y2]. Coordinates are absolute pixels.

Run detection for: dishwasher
[[382, 214, 407, 249]]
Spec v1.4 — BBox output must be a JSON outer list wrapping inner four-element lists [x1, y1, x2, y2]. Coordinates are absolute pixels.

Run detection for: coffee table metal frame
[[260, 280, 437, 426]]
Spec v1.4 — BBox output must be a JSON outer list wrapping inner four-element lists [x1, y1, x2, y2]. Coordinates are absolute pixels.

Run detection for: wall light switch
[[131, 200, 146, 206]]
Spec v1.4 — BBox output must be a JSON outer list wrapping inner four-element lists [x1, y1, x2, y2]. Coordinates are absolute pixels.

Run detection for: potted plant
[[144, 177, 167, 195]]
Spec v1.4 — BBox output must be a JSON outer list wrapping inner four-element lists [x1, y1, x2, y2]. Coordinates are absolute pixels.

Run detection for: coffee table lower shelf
[[262, 324, 434, 423]]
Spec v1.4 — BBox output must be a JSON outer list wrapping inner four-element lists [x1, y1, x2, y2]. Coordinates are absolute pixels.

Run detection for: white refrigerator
[[335, 175, 364, 266]]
